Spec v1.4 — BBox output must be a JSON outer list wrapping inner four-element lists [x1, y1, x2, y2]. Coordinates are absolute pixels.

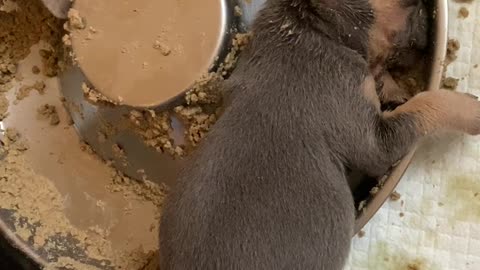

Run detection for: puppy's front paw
[[442, 90, 480, 135], [462, 96, 480, 136]]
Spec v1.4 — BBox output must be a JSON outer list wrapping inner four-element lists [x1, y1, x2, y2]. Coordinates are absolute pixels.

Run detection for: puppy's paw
[[461, 96, 480, 136], [439, 90, 480, 135]]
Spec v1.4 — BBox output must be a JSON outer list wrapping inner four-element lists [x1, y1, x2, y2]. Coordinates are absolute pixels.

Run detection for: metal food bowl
[[59, 0, 262, 188], [0, 0, 447, 268]]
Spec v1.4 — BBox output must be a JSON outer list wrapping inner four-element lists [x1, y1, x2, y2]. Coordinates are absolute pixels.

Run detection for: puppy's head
[[387, 0, 429, 69], [368, 0, 429, 71]]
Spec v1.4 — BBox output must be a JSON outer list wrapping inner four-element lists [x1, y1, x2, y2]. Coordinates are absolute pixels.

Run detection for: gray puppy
[[159, 0, 480, 269]]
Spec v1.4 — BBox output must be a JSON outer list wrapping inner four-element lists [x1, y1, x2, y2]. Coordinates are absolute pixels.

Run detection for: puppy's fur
[[159, 0, 480, 269]]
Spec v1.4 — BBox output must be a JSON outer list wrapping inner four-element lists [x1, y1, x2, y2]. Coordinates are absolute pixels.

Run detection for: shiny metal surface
[[59, 0, 248, 187], [59, 0, 271, 188], [40, 0, 71, 19]]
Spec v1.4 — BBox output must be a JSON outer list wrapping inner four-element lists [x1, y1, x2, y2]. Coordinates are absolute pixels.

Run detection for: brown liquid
[[71, 0, 224, 107]]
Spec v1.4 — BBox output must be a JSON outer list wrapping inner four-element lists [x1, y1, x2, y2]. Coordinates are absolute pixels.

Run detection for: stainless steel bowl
[[59, 0, 267, 188]]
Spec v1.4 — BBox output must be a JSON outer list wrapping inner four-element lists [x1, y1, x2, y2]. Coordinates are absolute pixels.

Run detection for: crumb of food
[[234, 5, 243, 17], [378, 174, 389, 186], [89, 26, 97, 34], [2, 128, 28, 152], [357, 230, 366, 238], [16, 81, 46, 101], [474, 64, 478, 69], [128, 110, 181, 157], [67, 8, 86, 30], [62, 34, 72, 46], [106, 164, 168, 209], [357, 200, 367, 212], [39, 49, 60, 77], [390, 191, 401, 202], [31, 65, 40, 74], [442, 77, 459, 90], [79, 140, 95, 155], [153, 40, 171, 56], [37, 104, 60, 126], [446, 39, 460, 65], [174, 105, 218, 146], [370, 187, 379, 195], [112, 143, 126, 159], [458, 7, 469, 18], [82, 82, 119, 104], [0, 94, 8, 120], [5, 127, 19, 142], [217, 33, 251, 75], [438, 202, 444, 207], [85, 26, 98, 40], [399, 212, 405, 217]]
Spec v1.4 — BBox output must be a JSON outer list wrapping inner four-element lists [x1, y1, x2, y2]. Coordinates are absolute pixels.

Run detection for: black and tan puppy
[[159, 0, 480, 269]]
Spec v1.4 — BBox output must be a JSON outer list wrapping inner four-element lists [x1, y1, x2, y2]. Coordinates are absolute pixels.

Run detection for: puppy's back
[[159, 109, 355, 269]]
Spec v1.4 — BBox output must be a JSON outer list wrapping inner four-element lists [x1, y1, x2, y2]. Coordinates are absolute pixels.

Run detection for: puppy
[[159, 0, 480, 269]]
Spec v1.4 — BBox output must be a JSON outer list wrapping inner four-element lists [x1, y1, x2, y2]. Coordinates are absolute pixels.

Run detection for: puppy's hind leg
[[353, 90, 480, 177]]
